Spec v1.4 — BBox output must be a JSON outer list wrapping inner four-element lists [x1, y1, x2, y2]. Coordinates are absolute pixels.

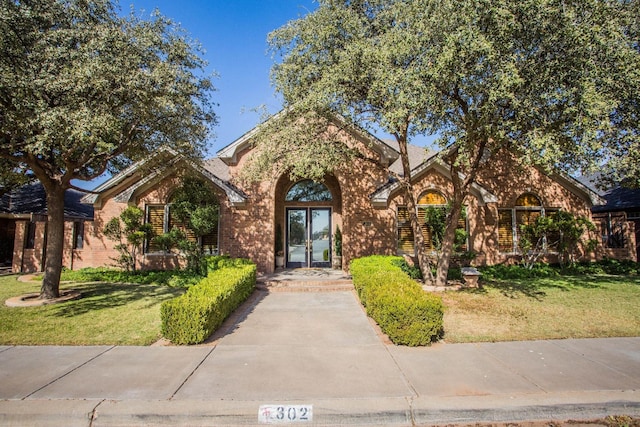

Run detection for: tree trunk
[[434, 138, 486, 287], [395, 131, 434, 284], [40, 185, 66, 299], [435, 193, 465, 287]]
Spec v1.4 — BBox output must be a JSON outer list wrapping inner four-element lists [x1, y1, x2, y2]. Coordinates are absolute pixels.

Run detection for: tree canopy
[[259, 0, 639, 285], [0, 0, 217, 297]]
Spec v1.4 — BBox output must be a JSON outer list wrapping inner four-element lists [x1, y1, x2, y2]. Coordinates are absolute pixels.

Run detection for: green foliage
[[271, 0, 638, 181], [153, 176, 220, 276], [275, 223, 284, 254], [391, 258, 423, 280], [266, 0, 640, 286], [423, 205, 468, 257], [351, 255, 444, 346], [479, 264, 560, 281], [518, 211, 596, 268], [564, 259, 640, 276], [170, 176, 219, 229], [0, 0, 217, 296], [0, 160, 32, 196], [0, 0, 216, 180], [238, 107, 362, 184], [334, 225, 342, 256], [60, 267, 201, 287], [160, 259, 256, 345], [333, 225, 342, 256], [103, 206, 153, 272], [206, 255, 249, 271], [151, 228, 184, 254], [478, 259, 640, 281]]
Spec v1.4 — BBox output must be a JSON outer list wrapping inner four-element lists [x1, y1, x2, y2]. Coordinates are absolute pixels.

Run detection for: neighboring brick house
[[4, 116, 635, 274], [591, 185, 640, 263], [0, 182, 94, 273]]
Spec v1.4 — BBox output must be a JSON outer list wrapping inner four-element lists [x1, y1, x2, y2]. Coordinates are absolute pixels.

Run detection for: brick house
[[592, 185, 640, 263], [3, 116, 635, 274], [0, 182, 94, 273]]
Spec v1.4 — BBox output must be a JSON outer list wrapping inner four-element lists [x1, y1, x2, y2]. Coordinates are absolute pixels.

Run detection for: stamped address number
[[258, 404, 313, 424]]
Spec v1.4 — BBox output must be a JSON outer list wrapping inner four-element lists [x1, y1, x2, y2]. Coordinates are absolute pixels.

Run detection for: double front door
[[286, 208, 331, 268]]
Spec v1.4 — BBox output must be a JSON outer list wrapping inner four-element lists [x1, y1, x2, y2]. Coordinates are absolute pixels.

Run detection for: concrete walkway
[[0, 285, 639, 426]]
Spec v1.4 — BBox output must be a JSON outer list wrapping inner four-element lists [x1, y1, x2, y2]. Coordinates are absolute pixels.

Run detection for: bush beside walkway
[[351, 255, 444, 346], [160, 258, 256, 345]]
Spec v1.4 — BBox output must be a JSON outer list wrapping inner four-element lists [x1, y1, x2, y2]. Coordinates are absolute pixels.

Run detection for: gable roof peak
[[216, 108, 399, 166]]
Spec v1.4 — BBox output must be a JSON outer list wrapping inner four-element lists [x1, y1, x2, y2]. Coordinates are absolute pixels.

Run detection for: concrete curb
[[1, 394, 638, 426]]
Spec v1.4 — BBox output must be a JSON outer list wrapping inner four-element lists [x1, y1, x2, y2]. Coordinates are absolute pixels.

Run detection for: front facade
[[3, 116, 636, 274]]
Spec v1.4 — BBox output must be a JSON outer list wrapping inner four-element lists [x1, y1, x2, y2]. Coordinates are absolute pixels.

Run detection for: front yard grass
[[0, 274, 186, 345], [442, 273, 640, 343], [1, 263, 639, 346]]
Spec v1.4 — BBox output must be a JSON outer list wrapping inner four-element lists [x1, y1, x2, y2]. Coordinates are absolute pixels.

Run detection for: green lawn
[[0, 275, 185, 345], [442, 273, 640, 343], [2, 267, 639, 346]]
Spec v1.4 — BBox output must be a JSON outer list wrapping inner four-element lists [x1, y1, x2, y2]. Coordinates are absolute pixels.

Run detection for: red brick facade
[[6, 123, 637, 274]]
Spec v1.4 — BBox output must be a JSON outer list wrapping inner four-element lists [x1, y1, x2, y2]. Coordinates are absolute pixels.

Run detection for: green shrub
[[391, 258, 423, 280], [59, 267, 201, 287], [479, 259, 639, 281], [161, 259, 256, 345], [479, 263, 559, 280], [205, 254, 255, 271], [351, 255, 443, 346], [597, 259, 639, 275]]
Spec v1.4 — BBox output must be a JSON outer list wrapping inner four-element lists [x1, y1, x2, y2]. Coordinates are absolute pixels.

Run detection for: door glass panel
[[311, 209, 330, 264], [287, 209, 307, 264]]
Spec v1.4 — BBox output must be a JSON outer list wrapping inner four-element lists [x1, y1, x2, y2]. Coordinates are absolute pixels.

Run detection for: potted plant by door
[[332, 225, 342, 269], [275, 223, 285, 268]]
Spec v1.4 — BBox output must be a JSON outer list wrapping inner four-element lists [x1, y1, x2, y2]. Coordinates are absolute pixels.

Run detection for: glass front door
[[286, 208, 331, 268]]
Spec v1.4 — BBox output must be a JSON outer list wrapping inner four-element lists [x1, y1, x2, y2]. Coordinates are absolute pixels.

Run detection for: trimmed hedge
[[351, 255, 444, 346], [160, 258, 256, 345]]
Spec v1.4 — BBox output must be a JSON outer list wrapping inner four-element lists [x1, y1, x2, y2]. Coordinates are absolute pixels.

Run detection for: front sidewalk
[[1, 290, 639, 426]]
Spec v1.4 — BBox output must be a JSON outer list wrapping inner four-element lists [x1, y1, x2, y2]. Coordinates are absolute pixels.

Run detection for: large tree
[[0, 0, 216, 298], [251, 0, 638, 285]]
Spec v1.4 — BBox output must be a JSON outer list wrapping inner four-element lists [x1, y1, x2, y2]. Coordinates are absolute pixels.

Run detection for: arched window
[[397, 190, 467, 253], [285, 180, 332, 202], [417, 190, 446, 205], [498, 193, 556, 253]]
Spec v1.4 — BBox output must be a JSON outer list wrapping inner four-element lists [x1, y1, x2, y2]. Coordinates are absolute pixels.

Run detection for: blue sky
[[125, 0, 318, 155]]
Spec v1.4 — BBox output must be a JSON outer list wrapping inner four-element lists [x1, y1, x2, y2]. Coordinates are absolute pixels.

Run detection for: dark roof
[[592, 185, 640, 213], [0, 182, 94, 220]]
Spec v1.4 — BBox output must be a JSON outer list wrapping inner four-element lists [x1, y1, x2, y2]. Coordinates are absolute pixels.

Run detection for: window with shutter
[[145, 202, 220, 254], [146, 205, 165, 252], [499, 193, 557, 254], [397, 207, 414, 253], [498, 210, 514, 252]]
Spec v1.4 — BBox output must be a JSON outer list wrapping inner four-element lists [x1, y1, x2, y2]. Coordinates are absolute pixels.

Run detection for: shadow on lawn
[[479, 274, 613, 300], [52, 282, 185, 317]]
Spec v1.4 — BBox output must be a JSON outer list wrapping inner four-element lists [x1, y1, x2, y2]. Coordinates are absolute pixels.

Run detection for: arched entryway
[[275, 177, 342, 269]]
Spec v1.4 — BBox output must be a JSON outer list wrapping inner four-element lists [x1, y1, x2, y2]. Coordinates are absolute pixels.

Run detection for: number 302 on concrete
[[258, 404, 313, 424]]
